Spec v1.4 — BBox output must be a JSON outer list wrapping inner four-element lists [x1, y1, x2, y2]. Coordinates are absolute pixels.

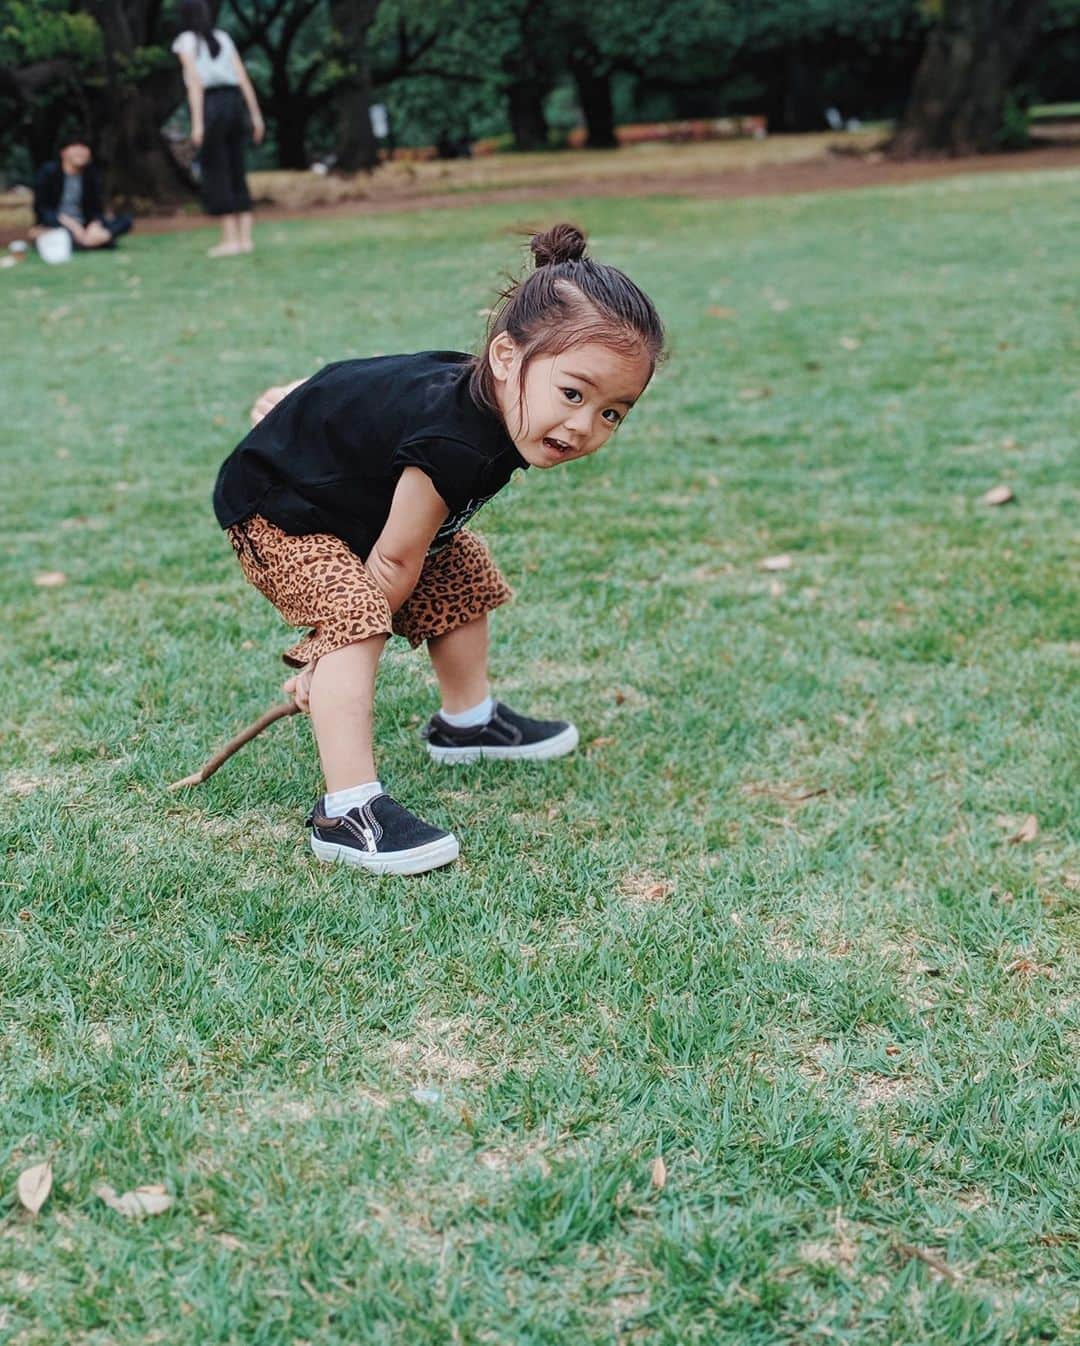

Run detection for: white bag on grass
[[36, 228, 72, 265]]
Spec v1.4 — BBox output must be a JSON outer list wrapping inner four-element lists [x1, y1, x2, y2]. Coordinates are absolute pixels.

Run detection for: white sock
[[439, 695, 494, 729], [323, 780, 384, 817]]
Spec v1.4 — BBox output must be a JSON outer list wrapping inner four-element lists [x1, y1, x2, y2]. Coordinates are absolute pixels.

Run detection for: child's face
[[489, 336, 653, 469]]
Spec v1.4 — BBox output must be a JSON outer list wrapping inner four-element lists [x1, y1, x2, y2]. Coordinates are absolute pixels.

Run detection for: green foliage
[[0, 0, 101, 64], [112, 42, 172, 86], [370, 0, 926, 149], [994, 92, 1032, 149]]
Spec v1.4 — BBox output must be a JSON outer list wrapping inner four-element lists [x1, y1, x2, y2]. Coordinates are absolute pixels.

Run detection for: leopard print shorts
[[227, 514, 513, 667]]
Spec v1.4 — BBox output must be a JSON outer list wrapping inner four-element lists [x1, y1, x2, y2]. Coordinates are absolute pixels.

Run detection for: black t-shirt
[[213, 351, 528, 557]]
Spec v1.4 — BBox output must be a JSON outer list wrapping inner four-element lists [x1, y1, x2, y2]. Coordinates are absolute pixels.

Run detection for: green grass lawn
[[2, 169, 1079, 1344]]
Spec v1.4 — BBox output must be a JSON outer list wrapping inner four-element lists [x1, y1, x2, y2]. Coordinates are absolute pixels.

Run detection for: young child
[[215, 222, 664, 874]]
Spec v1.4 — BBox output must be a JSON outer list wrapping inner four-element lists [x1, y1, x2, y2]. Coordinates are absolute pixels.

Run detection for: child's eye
[[561, 388, 583, 403], [602, 409, 622, 425]]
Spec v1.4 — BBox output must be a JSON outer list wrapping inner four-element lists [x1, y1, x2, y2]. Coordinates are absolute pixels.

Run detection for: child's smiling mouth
[[543, 435, 575, 455]]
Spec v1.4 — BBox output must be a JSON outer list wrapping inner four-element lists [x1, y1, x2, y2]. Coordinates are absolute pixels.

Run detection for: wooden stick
[[894, 1241, 960, 1282], [168, 702, 302, 790]]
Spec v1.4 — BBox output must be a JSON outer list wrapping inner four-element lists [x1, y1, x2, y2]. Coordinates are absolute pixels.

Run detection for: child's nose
[[565, 407, 593, 434]]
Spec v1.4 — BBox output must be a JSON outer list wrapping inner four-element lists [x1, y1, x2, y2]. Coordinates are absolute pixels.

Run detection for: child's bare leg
[[427, 616, 490, 713], [422, 613, 579, 763], [307, 637, 386, 790], [304, 635, 459, 874], [237, 212, 254, 251]]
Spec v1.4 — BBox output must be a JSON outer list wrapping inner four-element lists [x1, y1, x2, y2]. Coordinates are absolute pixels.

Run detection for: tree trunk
[[891, 0, 1046, 157], [99, 81, 193, 204], [506, 78, 549, 151], [330, 0, 380, 171], [276, 108, 311, 169], [782, 47, 824, 132], [569, 56, 616, 149], [88, 0, 193, 205], [0, 60, 93, 167], [270, 57, 310, 168]]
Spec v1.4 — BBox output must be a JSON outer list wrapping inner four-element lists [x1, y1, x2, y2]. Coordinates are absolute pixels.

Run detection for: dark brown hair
[[179, 0, 221, 58], [470, 222, 665, 415]]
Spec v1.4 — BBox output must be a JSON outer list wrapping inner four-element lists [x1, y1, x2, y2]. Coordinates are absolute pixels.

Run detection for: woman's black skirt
[[200, 86, 252, 217]]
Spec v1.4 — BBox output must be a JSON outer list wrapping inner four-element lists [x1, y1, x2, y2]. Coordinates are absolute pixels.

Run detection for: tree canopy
[[1, 0, 1076, 197]]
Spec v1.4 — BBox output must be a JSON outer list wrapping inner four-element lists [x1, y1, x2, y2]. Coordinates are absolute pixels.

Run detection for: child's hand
[[282, 660, 315, 712], [250, 384, 289, 425], [250, 378, 306, 426]]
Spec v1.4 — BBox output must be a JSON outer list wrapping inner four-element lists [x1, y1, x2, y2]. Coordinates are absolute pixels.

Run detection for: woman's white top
[[171, 29, 240, 88]]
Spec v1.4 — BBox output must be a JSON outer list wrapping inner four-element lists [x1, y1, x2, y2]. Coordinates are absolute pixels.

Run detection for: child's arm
[[365, 467, 448, 612], [250, 378, 308, 425]]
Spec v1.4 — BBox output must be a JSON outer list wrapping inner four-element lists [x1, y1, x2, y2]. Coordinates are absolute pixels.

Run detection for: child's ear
[[487, 332, 518, 384]]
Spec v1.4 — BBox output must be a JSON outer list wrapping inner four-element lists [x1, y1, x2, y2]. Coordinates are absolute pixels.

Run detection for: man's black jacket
[[33, 160, 106, 227]]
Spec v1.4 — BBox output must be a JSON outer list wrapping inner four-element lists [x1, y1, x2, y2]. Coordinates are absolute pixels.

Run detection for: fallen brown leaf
[[759, 553, 793, 572], [982, 484, 1015, 507], [619, 874, 674, 903], [737, 386, 772, 401], [706, 305, 737, 319], [651, 1155, 667, 1190], [1006, 957, 1053, 978], [17, 1161, 53, 1215], [839, 335, 861, 351], [33, 572, 67, 588], [1007, 814, 1039, 845], [95, 1183, 174, 1218]]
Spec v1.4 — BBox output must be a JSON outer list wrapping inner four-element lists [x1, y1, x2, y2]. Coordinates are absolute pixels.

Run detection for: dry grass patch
[[227, 1084, 391, 1133], [617, 872, 675, 906], [851, 1072, 921, 1110], [387, 1014, 488, 1083], [247, 131, 883, 210], [798, 1039, 841, 1086], [475, 1137, 552, 1177], [799, 1212, 860, 1270], [4, 769, 70, 797]]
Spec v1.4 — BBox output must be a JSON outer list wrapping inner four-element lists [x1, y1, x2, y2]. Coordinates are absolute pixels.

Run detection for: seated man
[[32, 134, 133, 251]]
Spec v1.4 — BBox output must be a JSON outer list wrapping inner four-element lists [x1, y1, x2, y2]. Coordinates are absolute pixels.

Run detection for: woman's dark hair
[[56, 126, 93, 155], [179, 0, 220, 58], [471, 222, 665, 414]]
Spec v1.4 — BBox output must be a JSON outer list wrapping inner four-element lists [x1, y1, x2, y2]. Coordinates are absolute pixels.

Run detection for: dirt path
[[5, 138, 1079, 246]]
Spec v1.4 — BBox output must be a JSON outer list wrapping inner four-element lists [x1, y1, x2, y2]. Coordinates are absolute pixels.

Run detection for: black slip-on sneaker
[[422, 701, 579, 764], [308, 793, 459, 875]]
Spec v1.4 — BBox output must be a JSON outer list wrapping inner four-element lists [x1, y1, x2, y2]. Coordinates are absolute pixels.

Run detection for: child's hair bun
[[530, 222, 588, 268]]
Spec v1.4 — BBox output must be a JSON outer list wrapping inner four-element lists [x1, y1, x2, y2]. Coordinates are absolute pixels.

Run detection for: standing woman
[[173, 0, 265, 257]]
